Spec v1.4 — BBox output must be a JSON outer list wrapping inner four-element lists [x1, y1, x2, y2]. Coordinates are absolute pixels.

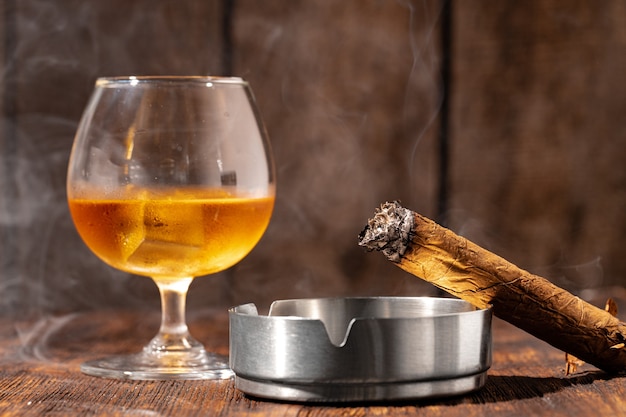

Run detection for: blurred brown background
[[0, 0, 624, 317]]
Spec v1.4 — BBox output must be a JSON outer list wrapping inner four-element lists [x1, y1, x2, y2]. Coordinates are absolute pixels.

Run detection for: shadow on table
[[455, 371, 621, 405]]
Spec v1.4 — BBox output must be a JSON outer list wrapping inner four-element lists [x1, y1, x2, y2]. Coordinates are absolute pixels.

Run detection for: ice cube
[[126, 239, 204, 274], [142, 199, 205, 248], [118, 201, 147, 262]]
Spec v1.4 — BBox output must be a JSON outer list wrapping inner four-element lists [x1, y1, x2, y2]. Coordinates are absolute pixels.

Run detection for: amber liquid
[[68, 189, 274, 279]]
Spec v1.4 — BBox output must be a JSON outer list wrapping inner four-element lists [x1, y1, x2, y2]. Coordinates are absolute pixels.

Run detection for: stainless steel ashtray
[[229, 297, 492, 402]]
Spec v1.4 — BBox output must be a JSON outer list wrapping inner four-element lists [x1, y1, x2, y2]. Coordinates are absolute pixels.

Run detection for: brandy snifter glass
[[67, 76, 275, 380]]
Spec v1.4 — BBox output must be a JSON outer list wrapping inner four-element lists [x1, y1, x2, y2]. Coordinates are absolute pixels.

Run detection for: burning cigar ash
[[358, 202, 414, 262], [358, 201, 626, 374]]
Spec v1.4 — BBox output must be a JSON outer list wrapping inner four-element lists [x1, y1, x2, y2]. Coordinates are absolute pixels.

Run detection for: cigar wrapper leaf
[[358, 201, 626, 374]]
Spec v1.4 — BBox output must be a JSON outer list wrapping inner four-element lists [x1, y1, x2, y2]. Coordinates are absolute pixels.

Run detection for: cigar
[[358, 201, 626, 374]]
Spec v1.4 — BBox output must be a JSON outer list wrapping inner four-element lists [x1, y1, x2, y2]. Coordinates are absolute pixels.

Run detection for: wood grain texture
[[0, 309, 625, 416], [449, 0, 626, 291], [230, 0, 443, 304], [0, 0, 229, 316]]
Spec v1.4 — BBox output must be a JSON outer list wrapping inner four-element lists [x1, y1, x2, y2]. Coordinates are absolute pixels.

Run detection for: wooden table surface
[[0, 307, 624, 416]]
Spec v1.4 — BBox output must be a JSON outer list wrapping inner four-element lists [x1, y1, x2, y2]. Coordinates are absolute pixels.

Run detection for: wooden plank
[[230, 0, 443, 304], [0, 0, 227, 315], [449, 0, 626, 290], [0, 0, 20, 314]]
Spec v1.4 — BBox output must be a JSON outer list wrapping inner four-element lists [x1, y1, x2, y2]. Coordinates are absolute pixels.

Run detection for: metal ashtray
[[229, 297, 492, 402]]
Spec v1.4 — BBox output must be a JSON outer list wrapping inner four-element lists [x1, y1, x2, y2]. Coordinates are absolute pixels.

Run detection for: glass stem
[[146, 277, 203, 355]]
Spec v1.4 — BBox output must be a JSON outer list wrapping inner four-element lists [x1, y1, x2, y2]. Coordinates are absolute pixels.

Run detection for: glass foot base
[[81, 351, 234, 380]]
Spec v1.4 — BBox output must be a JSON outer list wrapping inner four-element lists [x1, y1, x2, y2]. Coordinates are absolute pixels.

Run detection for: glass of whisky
[[67, 76, 275, 380]]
